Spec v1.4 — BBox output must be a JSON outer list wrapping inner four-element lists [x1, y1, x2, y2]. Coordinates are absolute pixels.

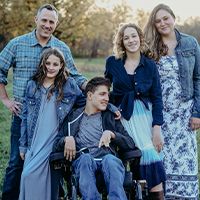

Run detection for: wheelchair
[[50, 147, 148, 200]]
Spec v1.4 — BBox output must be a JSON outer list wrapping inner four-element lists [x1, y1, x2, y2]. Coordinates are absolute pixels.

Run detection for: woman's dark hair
[[32, 48, 69, 101]]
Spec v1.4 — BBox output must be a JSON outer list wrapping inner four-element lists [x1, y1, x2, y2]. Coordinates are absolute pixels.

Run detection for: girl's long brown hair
[[32, 48, 69, 101], [143, 4, 176, 63]]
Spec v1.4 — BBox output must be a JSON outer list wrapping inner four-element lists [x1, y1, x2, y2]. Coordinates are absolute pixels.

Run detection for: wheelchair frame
[[50, 149, 148, 200]]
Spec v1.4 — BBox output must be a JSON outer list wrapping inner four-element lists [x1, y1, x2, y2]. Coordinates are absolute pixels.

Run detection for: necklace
[[125, 58, 140, 74], [127, 59, 140, 68]]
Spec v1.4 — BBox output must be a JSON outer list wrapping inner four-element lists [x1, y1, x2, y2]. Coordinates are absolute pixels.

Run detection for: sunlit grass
[[74, 58, 106, 65], [0, 60, 104, 198], [0, 59, 200, 199]]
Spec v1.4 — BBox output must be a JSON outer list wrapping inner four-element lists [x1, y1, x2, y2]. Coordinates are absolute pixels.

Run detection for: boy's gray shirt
[[53, 106, 136, 158]]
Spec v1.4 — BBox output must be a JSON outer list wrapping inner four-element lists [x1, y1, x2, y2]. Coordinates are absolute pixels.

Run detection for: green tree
[[133, 9, 150, 29], [66, 0, 133, 58], [0, 0, 96, 51]]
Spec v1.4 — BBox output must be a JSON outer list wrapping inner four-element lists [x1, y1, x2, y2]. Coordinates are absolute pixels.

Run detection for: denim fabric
[[0, 29, 86, 200], [174, 29, 200, 118], [72, 154, 127, 200], [1, 115, 24, 200], [0, 29, 87, 108], [105, 54, 163, 126], [19, 78, 86, 153]]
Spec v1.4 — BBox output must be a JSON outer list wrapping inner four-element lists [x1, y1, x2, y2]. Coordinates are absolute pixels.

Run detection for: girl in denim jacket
[[18, 48, 86, 200], [144, 4, 200, 199], [19, 48, 119, 200]]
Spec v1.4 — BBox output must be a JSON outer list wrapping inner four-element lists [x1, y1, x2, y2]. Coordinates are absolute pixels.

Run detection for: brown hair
[[32, 48, 69, 101], [113, 23, 149, 59], [37, 4, 58, 19], [143, 4, 175, 62], [85, 76, 111, 96]]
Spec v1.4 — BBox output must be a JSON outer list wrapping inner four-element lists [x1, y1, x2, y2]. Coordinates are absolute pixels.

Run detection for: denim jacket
[[0, 29, 87, 107], [19, 77, 86, 153], [105, 54, 163, 126], [174, 29, 200, 118], [19, 78, 118, 153]]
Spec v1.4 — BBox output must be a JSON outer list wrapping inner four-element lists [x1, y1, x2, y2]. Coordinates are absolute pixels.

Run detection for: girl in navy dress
[[105, 23, 166, 200]]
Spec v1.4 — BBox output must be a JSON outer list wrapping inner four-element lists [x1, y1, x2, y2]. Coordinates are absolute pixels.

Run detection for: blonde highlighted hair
[[143, 4, 176, 63], [113, 23, 149, 59]]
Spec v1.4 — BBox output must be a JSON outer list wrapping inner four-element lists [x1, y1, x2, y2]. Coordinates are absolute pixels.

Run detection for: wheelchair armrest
[[118, 148, 142, 163], [49, 152, 72, 167], [50, 148, 89, 168]]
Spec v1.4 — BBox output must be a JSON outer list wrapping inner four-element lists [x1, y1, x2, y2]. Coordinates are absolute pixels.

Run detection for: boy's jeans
[[73, 153, 127, 200]]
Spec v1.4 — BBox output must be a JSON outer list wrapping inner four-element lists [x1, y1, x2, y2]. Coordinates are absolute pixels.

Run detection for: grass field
[[0, 58, 200, 198]]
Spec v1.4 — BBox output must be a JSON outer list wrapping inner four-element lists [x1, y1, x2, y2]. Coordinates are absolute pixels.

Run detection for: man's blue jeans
[[73, 153, 127, 200], [1, 114, 24, 200]]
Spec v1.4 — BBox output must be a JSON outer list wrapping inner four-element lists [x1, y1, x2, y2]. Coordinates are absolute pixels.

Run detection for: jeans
[[1, 114, 24, 200], [73, 154, 127, 200]]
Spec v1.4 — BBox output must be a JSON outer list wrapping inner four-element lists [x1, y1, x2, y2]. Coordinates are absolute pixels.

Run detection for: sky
[[96, 0, 200, 21]]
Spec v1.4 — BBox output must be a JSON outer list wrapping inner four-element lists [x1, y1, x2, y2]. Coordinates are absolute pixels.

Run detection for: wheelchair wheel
[[71, 185, 77, 200]]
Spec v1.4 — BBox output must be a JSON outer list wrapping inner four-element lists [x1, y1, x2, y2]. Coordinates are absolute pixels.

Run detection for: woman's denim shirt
[[174, 29, 200, 118], [105, 54, 164, 126], [19, 77, 86, 153]]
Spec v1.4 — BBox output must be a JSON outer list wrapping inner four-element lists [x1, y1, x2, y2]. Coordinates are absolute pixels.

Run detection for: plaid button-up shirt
[[0, 29, 87, 104]]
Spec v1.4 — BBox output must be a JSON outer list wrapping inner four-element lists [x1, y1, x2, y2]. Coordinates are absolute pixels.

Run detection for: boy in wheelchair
[[53, 76, 136, 200]]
